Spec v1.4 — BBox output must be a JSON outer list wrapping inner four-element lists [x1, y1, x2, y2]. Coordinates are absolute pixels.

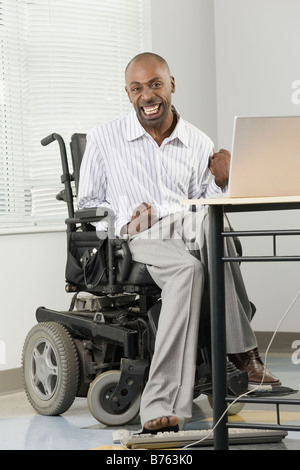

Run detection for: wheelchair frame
[[22, 133, 248, 426]]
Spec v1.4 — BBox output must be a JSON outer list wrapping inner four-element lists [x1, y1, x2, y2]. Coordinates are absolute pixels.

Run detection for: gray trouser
[[128, 209, 257, 427]]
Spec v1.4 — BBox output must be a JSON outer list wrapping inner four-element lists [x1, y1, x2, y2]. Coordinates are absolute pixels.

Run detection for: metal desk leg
[[209, 205, 229, 450]]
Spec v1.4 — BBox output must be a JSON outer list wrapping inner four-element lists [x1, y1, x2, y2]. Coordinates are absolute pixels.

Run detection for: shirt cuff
[[115, 215, 131, 238], [207, 178, 223, 195]]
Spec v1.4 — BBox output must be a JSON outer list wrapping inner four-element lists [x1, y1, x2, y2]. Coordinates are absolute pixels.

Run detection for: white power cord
[[184, 286, 300, 449]]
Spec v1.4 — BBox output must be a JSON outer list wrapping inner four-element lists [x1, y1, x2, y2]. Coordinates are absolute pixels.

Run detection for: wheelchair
[[21, 133, 248, 426]]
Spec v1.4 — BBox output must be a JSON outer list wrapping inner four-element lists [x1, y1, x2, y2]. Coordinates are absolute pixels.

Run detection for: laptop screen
[[228, 116, 300, 198]]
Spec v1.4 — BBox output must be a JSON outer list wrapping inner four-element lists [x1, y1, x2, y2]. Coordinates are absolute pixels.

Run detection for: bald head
[[125, 52, 171, 77]]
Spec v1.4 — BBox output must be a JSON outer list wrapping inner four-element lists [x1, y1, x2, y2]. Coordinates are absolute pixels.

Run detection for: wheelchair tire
[[22, 322, 79, 416], [207, 396, 245, 416], [87, 370, 141, 426]]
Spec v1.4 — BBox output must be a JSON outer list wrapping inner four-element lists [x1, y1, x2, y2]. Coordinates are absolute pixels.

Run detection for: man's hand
[[209, 149, 231, 189], [123, 202, 157, 236]]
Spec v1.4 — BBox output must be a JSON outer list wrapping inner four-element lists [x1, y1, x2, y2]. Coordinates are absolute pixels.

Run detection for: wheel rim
[[99, 382, 129, 415], [87, 370, 141, 425], [29, 338, 59, 401]]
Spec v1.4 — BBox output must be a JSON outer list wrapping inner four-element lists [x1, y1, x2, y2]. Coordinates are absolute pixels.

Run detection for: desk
[[181, 196, 300, 450]]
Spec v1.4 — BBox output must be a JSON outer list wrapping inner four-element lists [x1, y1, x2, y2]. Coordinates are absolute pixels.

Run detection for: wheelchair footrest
[[194, 360, 248, 398], [227, 361, 249, 396], [249, 384, 298, 397]]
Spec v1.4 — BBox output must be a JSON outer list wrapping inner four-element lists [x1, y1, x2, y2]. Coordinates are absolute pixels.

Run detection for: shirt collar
[[126, 110, 146, 141], [126, 106, 189, 147], [169, 107, 189, 147]]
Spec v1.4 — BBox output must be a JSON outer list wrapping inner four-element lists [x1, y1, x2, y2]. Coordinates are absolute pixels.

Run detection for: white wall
[[150, 0, 218, 143], [0, 231, 70, 371], [2, 0, 300, 371]]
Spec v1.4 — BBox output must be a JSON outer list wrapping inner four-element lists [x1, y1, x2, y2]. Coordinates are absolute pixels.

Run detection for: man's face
[[125, 57, 175, 129]]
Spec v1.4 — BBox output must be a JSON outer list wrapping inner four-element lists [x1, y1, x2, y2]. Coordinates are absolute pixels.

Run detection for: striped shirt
[[77, 107, 222, 236]]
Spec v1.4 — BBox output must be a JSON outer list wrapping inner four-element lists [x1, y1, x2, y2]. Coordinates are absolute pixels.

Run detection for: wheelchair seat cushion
[[120, 261, 155, 286]]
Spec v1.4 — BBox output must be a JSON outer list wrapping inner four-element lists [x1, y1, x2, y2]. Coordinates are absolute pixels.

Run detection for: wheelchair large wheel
[[22, 322, 79, 416], [87, 370, 141, 426]]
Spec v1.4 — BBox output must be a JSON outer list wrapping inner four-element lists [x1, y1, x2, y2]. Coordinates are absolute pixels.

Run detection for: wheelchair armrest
[[74, 208, 101, 220], [65, 208, 111, 225]]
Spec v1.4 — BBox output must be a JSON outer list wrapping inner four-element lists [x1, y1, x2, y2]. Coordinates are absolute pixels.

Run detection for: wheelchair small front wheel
[[22, 322, 79, 416], [87, 370, 141, 426]]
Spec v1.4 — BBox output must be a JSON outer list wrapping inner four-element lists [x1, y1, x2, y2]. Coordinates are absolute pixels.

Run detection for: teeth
[[143, 104, 160, 115]]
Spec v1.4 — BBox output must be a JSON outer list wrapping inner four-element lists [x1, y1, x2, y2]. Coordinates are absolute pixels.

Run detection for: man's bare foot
[[143, 416, 179, 434]]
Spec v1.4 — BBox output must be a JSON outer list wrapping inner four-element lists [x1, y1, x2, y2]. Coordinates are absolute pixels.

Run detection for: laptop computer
[[227, 116, 300, 198]]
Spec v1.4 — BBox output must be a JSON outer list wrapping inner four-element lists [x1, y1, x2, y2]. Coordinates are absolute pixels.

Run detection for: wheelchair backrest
[[70, 133, 87, 194]]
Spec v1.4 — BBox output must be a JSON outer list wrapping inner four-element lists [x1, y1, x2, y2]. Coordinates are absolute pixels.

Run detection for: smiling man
[[125, 54, 176, 147], [78, 52, 280, 434]]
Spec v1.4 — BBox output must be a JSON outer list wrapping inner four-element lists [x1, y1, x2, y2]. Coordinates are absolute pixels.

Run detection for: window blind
[[0, 0, 151, 231]]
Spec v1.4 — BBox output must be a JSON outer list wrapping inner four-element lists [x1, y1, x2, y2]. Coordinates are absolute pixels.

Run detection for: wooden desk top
[[181, 195, 300, 206]]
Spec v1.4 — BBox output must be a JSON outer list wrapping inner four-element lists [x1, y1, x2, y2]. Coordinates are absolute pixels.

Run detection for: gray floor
[[0, 354, 299, 450]]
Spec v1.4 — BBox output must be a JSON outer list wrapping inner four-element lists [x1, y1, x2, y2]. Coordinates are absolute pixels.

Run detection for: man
[[78, 52, 280, 433]]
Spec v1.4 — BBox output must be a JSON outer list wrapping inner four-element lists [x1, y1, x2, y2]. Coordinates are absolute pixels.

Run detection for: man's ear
[[125, 85, 132, 103], [171, 76, 175, 94]]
